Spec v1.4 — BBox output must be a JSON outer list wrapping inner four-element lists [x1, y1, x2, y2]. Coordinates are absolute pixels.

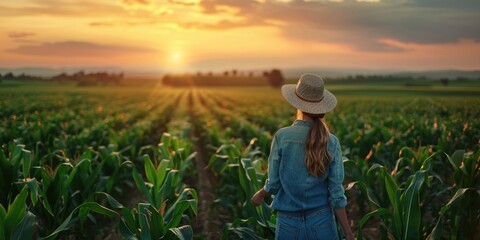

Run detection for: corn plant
[[345, 158, 385, 216], [209, 138, 276, 239], [1, 144, 127, 239], [357, 166, 430, 240], [0, 187, 35, 240], [223, 157, 276, 239], [208, 139, 252, 214], [118, 155, 198, 239], [0, 145, 31, 208], [426, 149, 480, 239], [157, 133, 196, 181]]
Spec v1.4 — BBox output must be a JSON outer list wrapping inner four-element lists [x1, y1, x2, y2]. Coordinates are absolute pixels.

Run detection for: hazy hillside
[[2, 67, 480, 80]]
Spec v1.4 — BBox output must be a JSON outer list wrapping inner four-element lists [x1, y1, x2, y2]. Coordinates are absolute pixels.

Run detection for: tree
[[441, 78, 449, 86], [0, 73, 2, 83], [267, 69, 284, 88], [52, 72, 68, 82], [4, 72, 14, 80], [162, 74, 173, 86]]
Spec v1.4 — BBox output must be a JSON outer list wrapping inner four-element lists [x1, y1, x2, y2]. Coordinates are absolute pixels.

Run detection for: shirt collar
[[293, 119, 313, 127]]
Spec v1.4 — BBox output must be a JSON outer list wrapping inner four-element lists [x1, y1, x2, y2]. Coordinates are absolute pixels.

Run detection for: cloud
[[3, 0, 479, 53], [90, 19, 160, 27], [180, 18, 262, 30], [8, 32, 36, 38], [0, 1, 125, 18], [7, 41, 157, 57], [168, 0, 197, 6], [122, 0, 151, 5], [199, 0, 258, 15], [185, 0, 480, 52]]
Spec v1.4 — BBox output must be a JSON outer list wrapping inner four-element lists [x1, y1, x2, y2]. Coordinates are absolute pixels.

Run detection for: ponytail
[[304, 112, 331, 177]]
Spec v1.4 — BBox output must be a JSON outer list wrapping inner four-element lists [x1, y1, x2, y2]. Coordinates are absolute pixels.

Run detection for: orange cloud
[[0, 1, 125, 18], [8, 31, 36, 38], [7, 41, 157, 58], [122, 0, 151, 6], [90, 19, 160, 27]]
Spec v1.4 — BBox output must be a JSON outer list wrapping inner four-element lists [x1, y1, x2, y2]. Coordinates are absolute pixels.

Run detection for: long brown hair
[[303, 112, 331, 177]]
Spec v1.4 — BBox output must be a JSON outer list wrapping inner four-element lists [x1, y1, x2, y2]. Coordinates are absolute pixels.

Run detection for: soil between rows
[[188, 90, 226, 239]]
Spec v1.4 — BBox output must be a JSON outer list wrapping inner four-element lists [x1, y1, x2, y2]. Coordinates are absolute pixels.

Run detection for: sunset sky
[[1, 0, 479, 73]]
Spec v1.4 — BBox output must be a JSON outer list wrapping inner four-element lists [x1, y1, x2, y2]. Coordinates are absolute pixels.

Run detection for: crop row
[[1, 86, 478, 239], [1, 88, 199, 239]]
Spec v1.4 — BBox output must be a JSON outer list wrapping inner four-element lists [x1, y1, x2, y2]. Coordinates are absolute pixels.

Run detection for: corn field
[[0, 85, 479, 239]]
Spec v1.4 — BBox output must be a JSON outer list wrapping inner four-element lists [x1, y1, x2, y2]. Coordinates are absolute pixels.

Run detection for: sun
[[171, 52, 182, 62], [166, 51, 187, 70]]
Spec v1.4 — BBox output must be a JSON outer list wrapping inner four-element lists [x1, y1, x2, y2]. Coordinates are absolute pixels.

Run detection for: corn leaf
[[144, 155, 157, 186], [357, 208, 390, 240], [5, 187, 28, 240], [21, 149, 31, 179], [132, 168, 153, 204], [118, 218, 138, 240], [165, 200, 190, 229], [427, 188, 477, 240], [138, 203, 152, 240], [169, 226, 193, 240], [0, 204, 6, 240], [39, 202, 116, 240], [12, 211, 36, 240], [401, 170, 426, 240], [149, 205, 164, 239]]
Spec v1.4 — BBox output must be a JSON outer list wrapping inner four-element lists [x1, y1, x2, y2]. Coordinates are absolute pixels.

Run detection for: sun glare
[[171, 52, 182, 62], [166, 51, 188, 71]]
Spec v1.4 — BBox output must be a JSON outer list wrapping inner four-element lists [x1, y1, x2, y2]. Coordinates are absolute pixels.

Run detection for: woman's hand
[[251, 188, 268, 206], [345, 232, 355, 240], [334, 208, 355, 240]]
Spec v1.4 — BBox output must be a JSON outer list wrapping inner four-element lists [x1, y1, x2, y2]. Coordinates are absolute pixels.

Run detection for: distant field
[[1, 81, 479, 239], [0, 81, 480, 97], [285, 76, 480, 87]]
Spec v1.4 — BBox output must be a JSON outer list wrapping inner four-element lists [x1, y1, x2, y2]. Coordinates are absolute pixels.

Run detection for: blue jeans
[[275, 207, 339, 240]]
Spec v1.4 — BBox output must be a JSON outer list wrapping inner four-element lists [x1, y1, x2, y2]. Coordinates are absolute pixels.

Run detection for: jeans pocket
[[311, 221, 338, 240], [276, 217, 300, 240]]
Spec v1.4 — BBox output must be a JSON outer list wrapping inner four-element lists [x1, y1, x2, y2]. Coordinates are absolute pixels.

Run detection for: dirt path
[[188, 90, 223, 239]]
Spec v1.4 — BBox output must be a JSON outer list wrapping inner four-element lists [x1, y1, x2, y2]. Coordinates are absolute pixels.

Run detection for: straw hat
[[281, 73, 337, 114]]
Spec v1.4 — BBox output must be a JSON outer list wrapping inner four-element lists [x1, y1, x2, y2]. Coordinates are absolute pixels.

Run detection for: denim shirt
[[263, 120, 347, 212]]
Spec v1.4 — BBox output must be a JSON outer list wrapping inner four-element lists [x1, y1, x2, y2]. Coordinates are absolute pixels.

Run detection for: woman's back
[[265, 119, 346, 212]]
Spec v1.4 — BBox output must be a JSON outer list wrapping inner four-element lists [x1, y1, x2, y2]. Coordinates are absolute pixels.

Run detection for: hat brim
[[281, 84, 337, 114]]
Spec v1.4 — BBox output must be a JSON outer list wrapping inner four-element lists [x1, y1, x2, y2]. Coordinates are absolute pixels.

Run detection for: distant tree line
[[0, 71, 124, 86], [51, 71, 124, 86], [326, 75, 480, 86], [163, 69, 284, 88], [0, 72, 44, 82]]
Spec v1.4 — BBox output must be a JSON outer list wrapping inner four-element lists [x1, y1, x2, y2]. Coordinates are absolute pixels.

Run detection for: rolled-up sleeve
[[264, 134, 281, 194], [328, 139, 347, 208]]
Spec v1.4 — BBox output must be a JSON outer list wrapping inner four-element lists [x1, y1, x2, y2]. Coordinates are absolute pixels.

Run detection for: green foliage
[[1, 187, 31, 240], [120, 156, 197, 239], [354, 166, 430, 239], [1, 86, 479, 239]]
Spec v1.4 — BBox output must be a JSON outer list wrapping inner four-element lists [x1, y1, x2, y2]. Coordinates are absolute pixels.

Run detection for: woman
[[251, 73, 354, 240]]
